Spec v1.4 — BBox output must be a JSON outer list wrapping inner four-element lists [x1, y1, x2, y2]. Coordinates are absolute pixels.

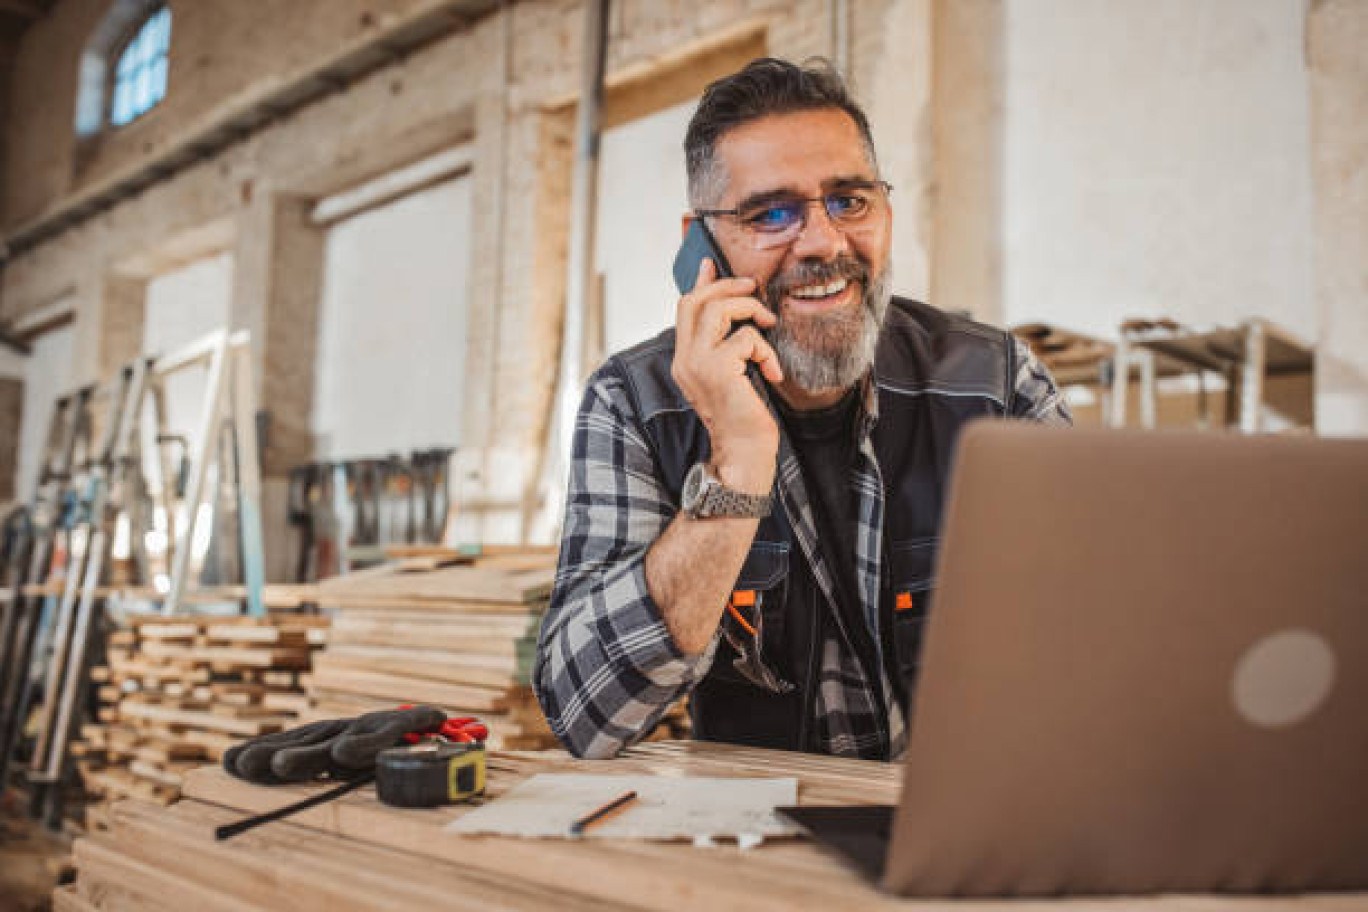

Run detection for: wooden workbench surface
[[62, 741, 1366, 912]]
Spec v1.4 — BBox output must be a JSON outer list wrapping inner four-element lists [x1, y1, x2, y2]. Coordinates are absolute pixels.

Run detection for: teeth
[[789, 279, 849, 300]]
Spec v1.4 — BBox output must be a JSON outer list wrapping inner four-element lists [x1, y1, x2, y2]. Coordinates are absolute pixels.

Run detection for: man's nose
[[789, 202, 850, 260]]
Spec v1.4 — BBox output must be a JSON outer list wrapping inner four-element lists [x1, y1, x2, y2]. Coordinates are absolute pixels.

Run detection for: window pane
[[136, 65, 150, 113], [109, 7, 171, 126]]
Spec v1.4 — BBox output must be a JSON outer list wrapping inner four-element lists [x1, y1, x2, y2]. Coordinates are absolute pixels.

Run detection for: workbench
[[59, 741, 1366, 911]]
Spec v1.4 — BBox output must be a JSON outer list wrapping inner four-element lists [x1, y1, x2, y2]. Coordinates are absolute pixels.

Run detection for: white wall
[[143, 251, 235, 449], [594, 100, 695, 360], [313, 174, 471, 460], [1002, 0, 1314, 345], [14, 325, 75, 501]]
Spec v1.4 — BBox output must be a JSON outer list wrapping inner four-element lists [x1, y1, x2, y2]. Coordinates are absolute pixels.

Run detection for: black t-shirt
[[774, 390, 883, 687]]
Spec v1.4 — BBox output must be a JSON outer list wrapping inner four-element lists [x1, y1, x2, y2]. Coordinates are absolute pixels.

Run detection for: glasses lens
[[740, 199, 804, 234], [824, 189, 873, 222]]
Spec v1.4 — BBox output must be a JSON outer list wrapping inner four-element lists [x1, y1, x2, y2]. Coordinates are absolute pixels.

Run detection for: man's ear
[[680, 213, 695, 240]]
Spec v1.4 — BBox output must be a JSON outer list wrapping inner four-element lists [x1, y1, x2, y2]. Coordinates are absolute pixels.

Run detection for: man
[[534, 58, 1070, 761]]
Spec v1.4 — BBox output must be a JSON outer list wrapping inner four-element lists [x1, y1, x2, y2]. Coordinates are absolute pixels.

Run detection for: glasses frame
[[694, 180, 893, 249]]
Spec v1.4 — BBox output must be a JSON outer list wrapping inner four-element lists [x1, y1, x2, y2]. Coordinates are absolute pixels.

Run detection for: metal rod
[[164, 332, 230, 616], [1109, 335, 1129, 429], [231, 345, 266, 617], [1238, 319, 1266, 434], [536, 0, 609, 541]]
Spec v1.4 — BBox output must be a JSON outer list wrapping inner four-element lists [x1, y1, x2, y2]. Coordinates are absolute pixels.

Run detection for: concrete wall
[[1308, 0, 1368, 436], [13, 325, 74, 503], [313, 174, 471, 460], [1001, 0, 1314, 339]]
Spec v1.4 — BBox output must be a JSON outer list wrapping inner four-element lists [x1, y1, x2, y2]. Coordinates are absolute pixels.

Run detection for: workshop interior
[[0, 1, 1364, 910]]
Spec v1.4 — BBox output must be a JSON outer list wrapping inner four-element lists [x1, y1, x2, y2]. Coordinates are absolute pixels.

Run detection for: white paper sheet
[[446, 774, 801, 842]]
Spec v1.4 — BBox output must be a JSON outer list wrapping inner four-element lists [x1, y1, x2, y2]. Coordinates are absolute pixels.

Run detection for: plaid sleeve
[[532, 367, 718, 758], [1010, 338, 1074, 426]]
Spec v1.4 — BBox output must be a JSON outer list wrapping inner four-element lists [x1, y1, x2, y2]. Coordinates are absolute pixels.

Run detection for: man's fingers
[[698, 296, 777, 343], [722, 326, 784, 385], [695, 256, 716, 289], [677, 274, 757, 344]]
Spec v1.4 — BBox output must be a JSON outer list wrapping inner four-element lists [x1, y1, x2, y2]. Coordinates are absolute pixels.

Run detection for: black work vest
[[605, 298, 1017, 755]]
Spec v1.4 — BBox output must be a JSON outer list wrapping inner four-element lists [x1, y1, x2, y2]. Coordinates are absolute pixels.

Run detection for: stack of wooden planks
[[73, 612, 328, 805], [304, 550, 688, 750]]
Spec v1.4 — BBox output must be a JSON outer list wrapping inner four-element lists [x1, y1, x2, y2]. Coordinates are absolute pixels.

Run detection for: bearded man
[[533, 58, 1071, 761]]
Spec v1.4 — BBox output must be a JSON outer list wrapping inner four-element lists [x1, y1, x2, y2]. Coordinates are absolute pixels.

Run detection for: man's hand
[[671, 258, 784, 495]]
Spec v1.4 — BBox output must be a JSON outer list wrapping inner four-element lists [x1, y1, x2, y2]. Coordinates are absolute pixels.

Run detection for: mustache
[[765, 255, 869, 307]]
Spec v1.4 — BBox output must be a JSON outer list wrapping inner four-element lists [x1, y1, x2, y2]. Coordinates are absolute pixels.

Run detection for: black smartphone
[[673, 218, 734, 294], [672, 218, 769, 387]]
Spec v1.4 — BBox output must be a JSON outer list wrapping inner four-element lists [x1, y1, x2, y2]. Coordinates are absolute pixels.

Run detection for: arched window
[[109, 7, 171, 126]]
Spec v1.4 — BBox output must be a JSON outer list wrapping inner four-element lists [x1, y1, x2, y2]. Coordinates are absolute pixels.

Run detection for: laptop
[[779, 423, 1368, 897]]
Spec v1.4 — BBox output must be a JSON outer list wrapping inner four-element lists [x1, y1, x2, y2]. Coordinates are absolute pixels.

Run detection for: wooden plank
[[313, 649, 527, 689], [118, 700, 289, 736], [205, 624, 311, 645], [138, 641, 312, 668], [306, 666, 517, 712], [101, 798, 628, 912], [73, 836, 253, 912], [319, 564, 554, 605], [321, 596, 546, 615], [52, 885, 97, 912]]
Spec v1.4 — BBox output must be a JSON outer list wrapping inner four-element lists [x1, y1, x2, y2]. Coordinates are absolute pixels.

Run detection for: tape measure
[[375, 740, 486, 808]]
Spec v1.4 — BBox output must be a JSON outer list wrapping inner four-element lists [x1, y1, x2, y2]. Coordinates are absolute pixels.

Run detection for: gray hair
[[685, 57, 878, 209]]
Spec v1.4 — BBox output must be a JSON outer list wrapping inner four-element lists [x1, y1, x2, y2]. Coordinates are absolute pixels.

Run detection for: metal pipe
[[537, 0, 609, 540], [829, 0, 849, 74], [1239, 319, 1266, 434]]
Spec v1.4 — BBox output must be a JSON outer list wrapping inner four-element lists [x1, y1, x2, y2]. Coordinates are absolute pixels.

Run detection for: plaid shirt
[[534, 335, 1072, 760]]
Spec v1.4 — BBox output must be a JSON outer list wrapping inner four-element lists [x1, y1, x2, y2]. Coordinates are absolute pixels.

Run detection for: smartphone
[[673, 218, 734, 294], [672, 219, 768, 386]]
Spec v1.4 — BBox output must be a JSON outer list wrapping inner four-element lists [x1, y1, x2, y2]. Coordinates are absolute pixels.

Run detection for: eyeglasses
[[696, 180, 892, 250]]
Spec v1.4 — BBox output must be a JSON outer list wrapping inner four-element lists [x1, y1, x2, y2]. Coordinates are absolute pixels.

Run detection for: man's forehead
[[713, 108, 875, 200]]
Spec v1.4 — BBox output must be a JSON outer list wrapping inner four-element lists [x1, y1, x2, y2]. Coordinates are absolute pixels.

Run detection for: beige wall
[[1308, 0, 1368, 436]]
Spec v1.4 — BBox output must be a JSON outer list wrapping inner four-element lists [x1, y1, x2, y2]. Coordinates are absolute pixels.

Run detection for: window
[[110, 7, 171, 127]]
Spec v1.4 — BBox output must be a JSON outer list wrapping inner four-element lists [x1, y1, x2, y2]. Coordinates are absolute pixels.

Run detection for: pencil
[[569, 789, 638, 836]]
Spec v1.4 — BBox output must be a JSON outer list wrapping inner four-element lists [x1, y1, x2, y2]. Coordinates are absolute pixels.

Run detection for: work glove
[[223, 706, 448, 784]]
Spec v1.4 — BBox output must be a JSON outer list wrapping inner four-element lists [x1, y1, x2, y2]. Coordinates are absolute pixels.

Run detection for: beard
[[761, 254, 891, 394]]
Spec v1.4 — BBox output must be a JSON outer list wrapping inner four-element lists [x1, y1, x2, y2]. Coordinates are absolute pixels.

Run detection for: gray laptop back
[[885, 424, 1368, 897]]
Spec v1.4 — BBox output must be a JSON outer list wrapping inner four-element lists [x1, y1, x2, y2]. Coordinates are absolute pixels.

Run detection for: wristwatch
[[681, 462, 773, 519]]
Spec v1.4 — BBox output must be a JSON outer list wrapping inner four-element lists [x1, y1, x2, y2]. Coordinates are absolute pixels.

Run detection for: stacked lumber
[[305, 551, 689, 750], [73, 613, 328, 805]]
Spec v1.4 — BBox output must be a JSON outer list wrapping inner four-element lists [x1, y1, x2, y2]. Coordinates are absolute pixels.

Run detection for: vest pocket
[[888, 537, 938, 685], [719, 542, 793, 694]]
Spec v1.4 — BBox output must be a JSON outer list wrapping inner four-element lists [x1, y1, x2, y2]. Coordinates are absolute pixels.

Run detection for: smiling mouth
[[787, 278, 851, 302]]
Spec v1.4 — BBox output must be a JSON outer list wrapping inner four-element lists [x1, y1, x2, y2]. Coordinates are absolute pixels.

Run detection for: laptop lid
[[883, 424, 1368, 897]]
